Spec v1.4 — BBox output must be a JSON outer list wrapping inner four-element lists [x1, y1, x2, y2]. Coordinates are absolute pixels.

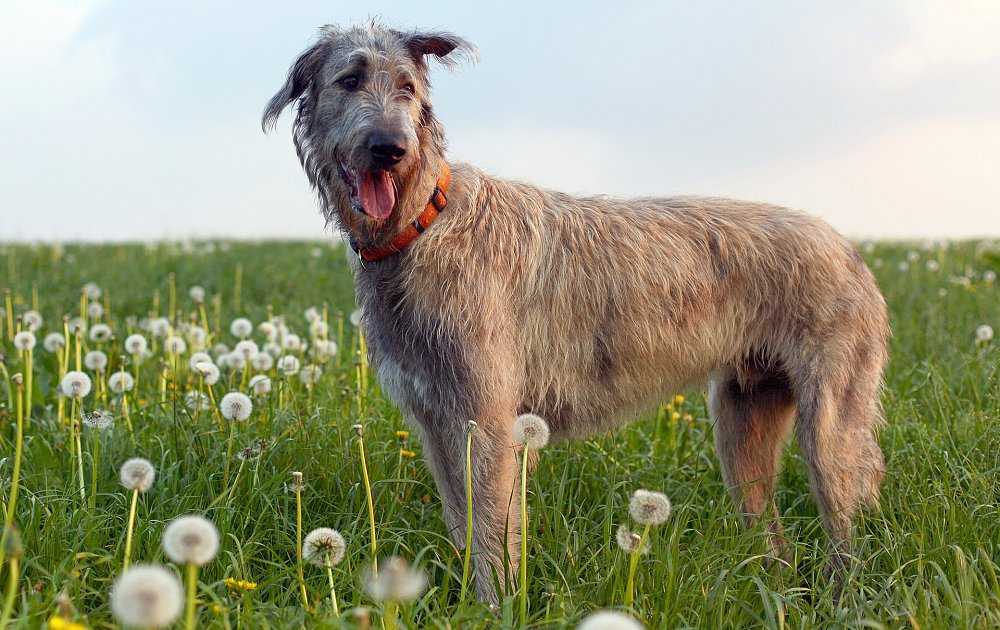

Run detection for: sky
[[2, 0, 999, 242]]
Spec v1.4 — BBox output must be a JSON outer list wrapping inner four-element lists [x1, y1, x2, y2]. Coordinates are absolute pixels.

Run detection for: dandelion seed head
[[615, 525, 648, 554], [310, 339, 337, 362], [234, 339, 259, 360], [84, 350, 108, 372], [350, 309, 363, 327], [984, 270, 997, 283], [188, 286, 206, 303], [304, 306, 321, 323], [251, 352, 274, 371], [229, 318, 253, 339], [309, 319, 329, 338], [188, 352, 212, 371], [363, 556, 427, 602], [150, 318, 171, 338], [82, 282, 102, 300], [926, 259, 940, 272], [68, 317, 87, 335], [110, 564, 183, 629], [289, 471, 305, 492], [219, 392, 253, 421], [22, 310, 43, 331], [162, 515, 220, 566], [277, 355, 300, 376], [108, 371, 136, 394], [44, 332, 66, 352], [164, 336, 187, 355], [120, 457, 156, 492], [124, 334, 148, 356], [258, 321, 278, 340], [629, 489, 672, 525], [61, 371, 93, 398], [976, 324, 994, 343], [186, 325, 207, 348], [577, 611, 644, 630], [281, 333, 303, 352], [87, 302, 104, 319], [82, 409, 114, 430], [299, 364, 322, 385], [249, 374, 272, 395], [185, 391, 210, 411], [88, 323, 113, 342], [225, 352, 246, 371], [512, 413, 550, 449], [13, 331, 36, 351], [194, 361, 220, 385], [303, 528, 346, 567], [212, 343, 230, 358]]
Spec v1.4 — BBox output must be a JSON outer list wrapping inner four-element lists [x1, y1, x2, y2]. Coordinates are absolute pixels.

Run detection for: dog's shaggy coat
[[264, 23, 890, 603]]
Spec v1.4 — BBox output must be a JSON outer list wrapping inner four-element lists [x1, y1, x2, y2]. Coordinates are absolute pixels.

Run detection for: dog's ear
[[261, 39, 331, 133], [401, 30, 477, 69]]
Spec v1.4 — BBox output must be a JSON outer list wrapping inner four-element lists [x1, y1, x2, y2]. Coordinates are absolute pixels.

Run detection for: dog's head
[[263, 23, 474, 246]]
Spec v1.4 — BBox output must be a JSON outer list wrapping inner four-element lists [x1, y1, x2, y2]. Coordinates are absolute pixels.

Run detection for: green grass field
[[0, 240, 998, 629]]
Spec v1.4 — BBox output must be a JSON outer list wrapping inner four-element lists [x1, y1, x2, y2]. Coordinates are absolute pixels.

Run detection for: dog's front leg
[[419, 403, 519, 605]]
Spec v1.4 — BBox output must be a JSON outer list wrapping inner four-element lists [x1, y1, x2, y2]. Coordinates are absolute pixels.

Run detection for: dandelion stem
[[123, 487, 139, 571], [623, 522, 652, 609], [357, 432, 378, 577], [89, 428, 100, 510], [459, 427, 475, 603], [519, 447, 530, 627], [71, 399, 86, 504], [326, 562, 339, 617], [294, 475, 310, 610], [0, 556, 19, 628], [22, 348, 32, 430], [383, 600, 398, 630], [184, 562, 198, 630], [0, 382, 24, 569]]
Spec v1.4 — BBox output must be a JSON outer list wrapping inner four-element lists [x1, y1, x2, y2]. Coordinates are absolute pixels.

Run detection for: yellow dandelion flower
[[224, 577, 258, 592], [670, 411, 681, 422], [48, 616, 89, 630], [673, 394, 685, 406], [210, 603, 227, 615], [400, 449, 416, 458], [395, 430, 410, 440]]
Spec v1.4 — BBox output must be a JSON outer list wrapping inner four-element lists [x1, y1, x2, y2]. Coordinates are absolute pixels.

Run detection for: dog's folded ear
[[400, 30, 477, 69], [261, 38, 331, 133]]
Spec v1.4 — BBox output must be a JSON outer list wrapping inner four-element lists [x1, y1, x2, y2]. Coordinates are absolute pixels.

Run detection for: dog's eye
[[338, 75, 360, 91], [401, 83, 415, 95]]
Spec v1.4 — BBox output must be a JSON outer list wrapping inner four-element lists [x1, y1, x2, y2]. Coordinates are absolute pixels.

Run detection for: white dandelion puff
[[188, 286, 206, 303], [926, 259, 940, 272], [43, 332, 66, 352], [277, 355, 300, 376], [84, 350, 108, 372], [309, 319, 329, 338], [87, 301, 104, 319], [194, 361, 220, 385], [263, 341, 282, 357], [249, 374, 272, 396], [251, 352, 274, 371], [976, 324, 994, 344], [109, 371, 136, 394], [350, 309, 363, 327], [124, 334, 148, 356], [61, 371, 93, 398], [188, 352, 212, 371], [615, 525, 649, 554], [577, 611, 644, 630], [211, 343, 230, 359], [258, 321, 277, 340], [185, 391, 210, 412], [68, 317, 87, 335], [82, 282, 102, 300], [219, 392, 253, 421], [512, 413, 550, 450], [299, 364, 322, 385], [281, 333, 303, 352], [304, 306, 321, 323], [185, 325, 207, 348], [22, 310, 43, 331], [363, 556, 428, 602], [230, 318, 253, 339], [162, 515, 220, 566], [110, 564, 183, 629], [303, 528, 346, 567], [13, 331, 36, 351], [983, 270, 996, 284], [310, 339, 338, 362], [234, 339, 259, 360], [225, 352, 247, 371], [120, 458, 156, 492], [150, 318, 171, 338], [89, 323, 112, 343], [629, 489, 672, 526], [164, 336, 187, 355]]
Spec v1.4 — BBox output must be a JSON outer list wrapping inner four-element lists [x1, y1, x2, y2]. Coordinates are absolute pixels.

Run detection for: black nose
[[367, 131, 406, 166]]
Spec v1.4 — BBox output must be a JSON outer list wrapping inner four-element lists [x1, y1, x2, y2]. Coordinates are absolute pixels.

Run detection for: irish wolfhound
[[263, 23, 889, 603]]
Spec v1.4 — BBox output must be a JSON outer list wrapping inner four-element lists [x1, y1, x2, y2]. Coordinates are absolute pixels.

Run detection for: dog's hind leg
[[792, 347, 886, 584], [709, 363, 797, 562]]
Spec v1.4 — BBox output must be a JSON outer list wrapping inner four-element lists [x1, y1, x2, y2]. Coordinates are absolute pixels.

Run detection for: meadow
[[0, 238, 997, 629]]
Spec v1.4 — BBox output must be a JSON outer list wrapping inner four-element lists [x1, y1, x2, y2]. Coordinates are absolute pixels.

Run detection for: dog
[[263, 22, 889, 604]]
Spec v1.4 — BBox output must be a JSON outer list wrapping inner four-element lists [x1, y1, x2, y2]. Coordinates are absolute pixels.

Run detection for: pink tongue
[[359, 170, 396, 220]]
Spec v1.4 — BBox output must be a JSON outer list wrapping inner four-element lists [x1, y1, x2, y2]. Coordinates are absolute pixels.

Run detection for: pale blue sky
[[2, 1, 999, 241]]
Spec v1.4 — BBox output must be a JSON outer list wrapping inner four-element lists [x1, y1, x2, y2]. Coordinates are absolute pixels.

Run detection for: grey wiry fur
[[264, 22, 890, 604]]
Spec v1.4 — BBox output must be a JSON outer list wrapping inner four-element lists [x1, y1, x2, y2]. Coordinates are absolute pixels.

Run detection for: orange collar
[[352, 164, 452, 263]]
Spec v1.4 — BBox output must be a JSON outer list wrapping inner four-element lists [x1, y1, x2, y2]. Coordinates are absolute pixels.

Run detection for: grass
[[0, 239, 998, 629]]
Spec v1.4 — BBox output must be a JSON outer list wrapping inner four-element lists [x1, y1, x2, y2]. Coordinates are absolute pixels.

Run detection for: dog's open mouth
[[338, 161, 396, 220]]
